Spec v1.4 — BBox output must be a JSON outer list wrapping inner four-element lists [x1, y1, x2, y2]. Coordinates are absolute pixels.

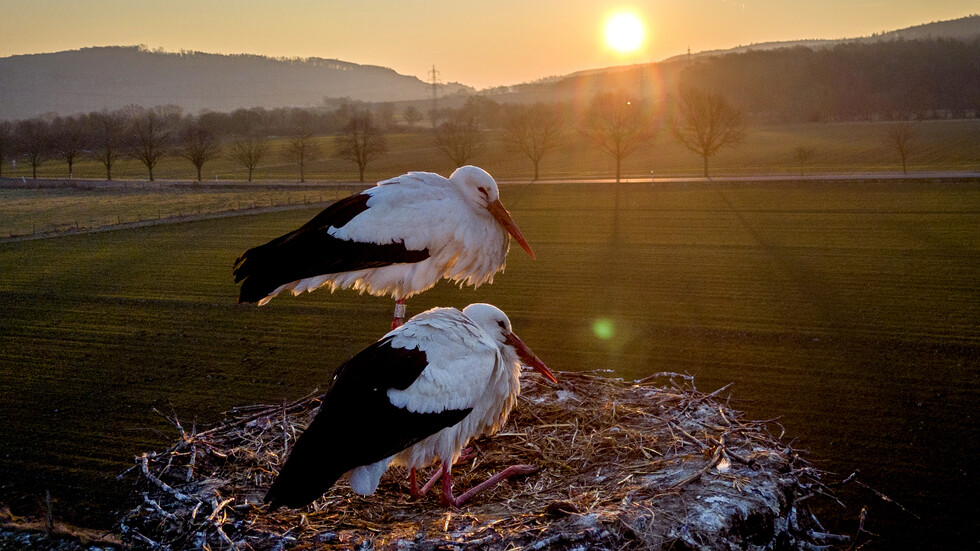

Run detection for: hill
[[660, 14, 980, 63], [0, 46, 471, 120], [485, 15, 980, 122]]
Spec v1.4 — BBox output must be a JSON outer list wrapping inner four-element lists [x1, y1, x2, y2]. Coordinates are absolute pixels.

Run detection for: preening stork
[[264, 303, 557, 510], [233, 166, 534, 328]]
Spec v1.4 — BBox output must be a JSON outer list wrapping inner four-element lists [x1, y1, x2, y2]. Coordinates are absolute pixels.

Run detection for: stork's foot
[[456, 447, 477, 463], [410, 466, 444, 500], [408, 448, 478, 500], [440, 464, 541, 507]]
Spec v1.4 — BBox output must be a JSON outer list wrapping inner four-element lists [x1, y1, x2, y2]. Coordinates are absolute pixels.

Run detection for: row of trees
[[0, 105, 378, 182], [1, 88, 926, 182], [0, 90, 749, 182]]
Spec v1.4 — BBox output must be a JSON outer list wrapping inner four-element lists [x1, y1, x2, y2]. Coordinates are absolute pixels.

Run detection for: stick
[[207, 498, 235, 523], [666, 420, 708, 450], [282, 400, 289, 458], [215, 524, 237, 549], [633, 371, 694, 385], [143, 494, 180, 523], [139, 454, 197, 504], [186, 422, 197, 482]]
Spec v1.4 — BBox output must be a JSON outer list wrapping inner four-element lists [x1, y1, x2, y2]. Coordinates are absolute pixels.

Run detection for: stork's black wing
[[264, 337, 471, 509], [233, 193, 430, 303]]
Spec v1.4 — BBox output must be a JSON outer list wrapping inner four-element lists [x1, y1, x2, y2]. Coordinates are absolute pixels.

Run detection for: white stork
[[264, 303, 557, 510], [234, 166, 534, 328]]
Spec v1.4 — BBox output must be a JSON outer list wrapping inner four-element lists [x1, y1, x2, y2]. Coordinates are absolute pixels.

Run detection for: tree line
[[0, 102, 420, 182], [0, 84, 924, 182]]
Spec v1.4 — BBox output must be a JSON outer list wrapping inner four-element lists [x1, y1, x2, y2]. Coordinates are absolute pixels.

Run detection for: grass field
[[0, 184, 362, 238], [3, 119, 979, 183], [0, 179, 978, 548]]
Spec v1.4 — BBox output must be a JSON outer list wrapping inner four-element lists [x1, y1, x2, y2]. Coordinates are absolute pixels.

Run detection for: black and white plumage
[[264, 303, 556, 510], [233, 166, 534, 313]]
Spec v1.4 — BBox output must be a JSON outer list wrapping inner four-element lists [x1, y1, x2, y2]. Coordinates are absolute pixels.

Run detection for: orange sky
[[1, 1, 976, 89]]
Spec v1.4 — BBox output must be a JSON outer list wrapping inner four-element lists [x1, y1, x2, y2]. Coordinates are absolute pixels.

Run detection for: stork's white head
[[450, 165, 500, 204], [449, 166, 535, 259], [462, 303, 557, 383]]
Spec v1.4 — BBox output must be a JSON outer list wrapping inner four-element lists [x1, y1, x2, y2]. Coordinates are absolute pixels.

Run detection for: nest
[[118, 372, 844, 550]]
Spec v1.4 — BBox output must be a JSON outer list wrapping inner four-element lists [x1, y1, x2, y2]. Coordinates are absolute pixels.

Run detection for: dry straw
[[119, 371, 845, 550]]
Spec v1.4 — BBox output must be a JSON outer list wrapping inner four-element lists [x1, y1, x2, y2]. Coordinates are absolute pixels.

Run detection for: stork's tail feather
[[264, 430, 348, 510], [264, 470, 343, 511], [233, 247, 276, 304]]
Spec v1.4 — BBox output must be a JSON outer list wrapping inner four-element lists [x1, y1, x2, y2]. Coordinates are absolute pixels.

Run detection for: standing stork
[[233, 166, 534, 328], [264, 303, 557, 510]]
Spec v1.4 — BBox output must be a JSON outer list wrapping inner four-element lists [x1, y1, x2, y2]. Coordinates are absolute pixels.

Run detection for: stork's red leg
[[420, 468, 443, 496], [409, 447, 477, 499], [440, 462, 455, 506], [410, 467, 421, 499], [392, 298, 407, 329], [439, 462, 540, 507]]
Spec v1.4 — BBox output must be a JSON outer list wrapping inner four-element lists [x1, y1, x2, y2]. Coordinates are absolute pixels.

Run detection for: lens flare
[[592, 318, 615, 340]]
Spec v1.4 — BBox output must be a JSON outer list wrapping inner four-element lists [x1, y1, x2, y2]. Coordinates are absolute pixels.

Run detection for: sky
[[1, 1, 976, 89]]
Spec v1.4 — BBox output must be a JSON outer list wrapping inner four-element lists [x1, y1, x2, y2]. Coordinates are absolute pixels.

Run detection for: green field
[[0, 180, 978, 547], [4, 119, 979, 183], [0, 184, 362, 238]]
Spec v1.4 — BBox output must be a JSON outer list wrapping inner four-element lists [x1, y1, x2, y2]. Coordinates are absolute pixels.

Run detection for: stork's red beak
[[487, 199, 535, 259], [504, 332, 557, 383]]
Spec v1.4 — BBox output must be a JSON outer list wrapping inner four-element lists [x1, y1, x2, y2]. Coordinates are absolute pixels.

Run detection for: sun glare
[[605, 12, 645, 54]]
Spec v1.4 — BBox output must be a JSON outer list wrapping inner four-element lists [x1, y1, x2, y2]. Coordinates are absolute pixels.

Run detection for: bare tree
[[129, 110, 172, 181], [434, 116, 482, 168], [178, 122, 221, 182], [503, 103, 565, 180], [794, 146, 815, 176], [581, 91, 655, 183], [403, 105, 424, 129], [52, 116, 85, 179], [335, 111, 387, 182], [91, 110, 125, 181], [228, 135, 269, 182], [286, 132, 322, 183], [672, 89, 746, 178], [461, 96, 503, 129], [885, 123, 916, 174], [15, 119, 50, 179], [0, 121, 11, 178], [375, 102, 396, 132], [429, 107, 446, 129]]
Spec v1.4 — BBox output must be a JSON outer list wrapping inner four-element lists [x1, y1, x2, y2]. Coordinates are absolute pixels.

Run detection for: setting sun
[[605, 12, 645, 53]]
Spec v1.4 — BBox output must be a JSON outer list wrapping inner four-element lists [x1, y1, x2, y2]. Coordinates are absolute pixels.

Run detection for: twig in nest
[[282, 400, 289, 459], [666, 420, 707, 451], [215, 524, 237, 549], [632, 371, 694, 385], [186, 422, 197, 483], [139, 454, 197, 504], [206, 498, 235, 523], [143, 494, 179, 523]]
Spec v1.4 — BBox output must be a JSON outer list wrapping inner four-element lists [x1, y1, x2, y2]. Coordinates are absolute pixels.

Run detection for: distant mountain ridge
[[1, 15, 977, 120], [660, 14, 980, 63], [483, 14, 979, 124], [0, 46, 471, 119]]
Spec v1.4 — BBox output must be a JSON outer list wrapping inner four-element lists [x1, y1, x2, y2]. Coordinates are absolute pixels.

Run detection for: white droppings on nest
[[555, 389, 581, 403]]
